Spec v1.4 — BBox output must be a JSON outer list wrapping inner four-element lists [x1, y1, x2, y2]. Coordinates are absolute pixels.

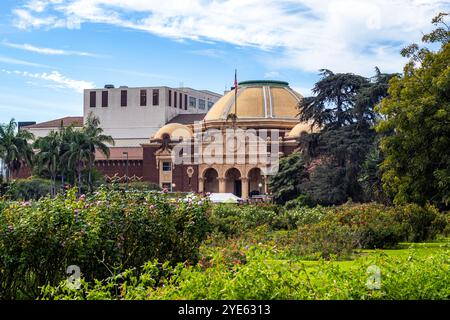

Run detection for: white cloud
[[0, 55, 49, 68], [11, 0, 450, 75], [3, 69, 94, 92], [2, 40, 99, 57]]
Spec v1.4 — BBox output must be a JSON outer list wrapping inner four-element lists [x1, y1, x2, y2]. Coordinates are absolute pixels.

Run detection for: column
[[218, 177, 226, 193], [263, 176, 268, 194], [241, 177, 249, 199], [198, 177, 204, 194]]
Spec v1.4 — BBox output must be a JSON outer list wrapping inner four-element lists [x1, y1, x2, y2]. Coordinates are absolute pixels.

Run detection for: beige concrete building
[[84, 85, 222, 147]]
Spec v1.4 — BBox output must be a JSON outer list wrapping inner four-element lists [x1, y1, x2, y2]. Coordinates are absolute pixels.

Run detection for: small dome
[[153, 123, 193, 140], [204, 80, 302, 122], [287, 122, 320, 138]]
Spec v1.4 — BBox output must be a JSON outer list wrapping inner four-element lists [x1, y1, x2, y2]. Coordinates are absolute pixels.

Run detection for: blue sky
[[0, 0, 448, 124]]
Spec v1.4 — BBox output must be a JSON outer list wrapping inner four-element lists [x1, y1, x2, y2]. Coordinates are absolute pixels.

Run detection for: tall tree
[[83, 112, 114, 191], [34, 131, 61, 197], [376, 12, 450, 208], [0, 119, 34, 182], [268, 152, 309, 204], [295, 68, 393, 205]]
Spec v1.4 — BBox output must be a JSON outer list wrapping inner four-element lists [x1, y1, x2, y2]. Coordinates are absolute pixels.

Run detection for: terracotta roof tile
[[24, 116, 83, 129], [167, 113, 206, 125]]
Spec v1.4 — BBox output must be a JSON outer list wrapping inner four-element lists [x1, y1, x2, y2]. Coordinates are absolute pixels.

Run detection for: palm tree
[[63, 130, 91, 194], [83, 112, 114, 191], [0, 119, 34, 182], [34, 131, 61, 197]]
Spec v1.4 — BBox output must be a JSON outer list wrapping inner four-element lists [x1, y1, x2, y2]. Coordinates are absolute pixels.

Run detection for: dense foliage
[[0, 188, 210, 299], [376, 14, 450, 209], [42, 246, 450, 300]]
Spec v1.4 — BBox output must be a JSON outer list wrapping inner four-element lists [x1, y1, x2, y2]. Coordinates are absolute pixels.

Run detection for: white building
[[83, 85, 222, 147]]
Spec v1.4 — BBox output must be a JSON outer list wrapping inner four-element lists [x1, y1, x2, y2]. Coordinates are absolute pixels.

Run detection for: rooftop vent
[[104, 84, 115, 89]]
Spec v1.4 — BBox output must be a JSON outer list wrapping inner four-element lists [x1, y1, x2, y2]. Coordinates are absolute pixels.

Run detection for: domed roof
[[152, 123, 193, 140], [287, 121, 320, 138], [204, 80, 302, 123]]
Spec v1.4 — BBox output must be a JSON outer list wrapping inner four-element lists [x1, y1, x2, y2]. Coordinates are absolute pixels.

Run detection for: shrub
[[209, 204, 279, 236], [0, 188, 211, 299], [295, 221, 355, 259], [5, 178, 52, 200], [391, 203, 448, 242], [41, 248, 450, 300]]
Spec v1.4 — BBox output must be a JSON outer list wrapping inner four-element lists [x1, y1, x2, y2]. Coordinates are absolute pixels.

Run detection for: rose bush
[[0, 187, 211, 299]]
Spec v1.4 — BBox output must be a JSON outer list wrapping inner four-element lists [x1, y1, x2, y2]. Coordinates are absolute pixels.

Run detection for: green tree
[[297, 69, 394, 204], [83, 112, 114, 192], [0, 119, 34, 182], [34, 131, 62, 197], [268, 152, 309, 204], [376, 13, 450, 208]]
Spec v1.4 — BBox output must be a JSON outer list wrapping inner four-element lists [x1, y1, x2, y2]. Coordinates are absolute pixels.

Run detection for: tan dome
[[153, 123, 193, 140], [204, 80, 302, 122], [287, 121, 320, 138]]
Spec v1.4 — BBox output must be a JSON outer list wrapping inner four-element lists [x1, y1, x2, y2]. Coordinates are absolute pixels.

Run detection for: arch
[[247, 167, 264, 197], [203, 168, 219, 193], [225, 167, 242, 197]]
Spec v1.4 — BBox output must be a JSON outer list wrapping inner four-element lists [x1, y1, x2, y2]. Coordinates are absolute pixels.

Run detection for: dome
[[204, 80, 302, 125], [152, 123, 193, 140], [287, 121, 320, 138]]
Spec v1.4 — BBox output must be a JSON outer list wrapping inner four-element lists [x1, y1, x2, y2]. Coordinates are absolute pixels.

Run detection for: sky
[[0, 0, 448, 124]]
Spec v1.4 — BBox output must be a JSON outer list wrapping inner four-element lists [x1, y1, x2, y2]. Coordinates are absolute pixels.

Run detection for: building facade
[[18, 80, 316, 199], [141, 80, 317, 198], [84, 85, 222, 147]]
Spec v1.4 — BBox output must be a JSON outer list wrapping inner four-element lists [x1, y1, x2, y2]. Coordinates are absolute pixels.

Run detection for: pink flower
[[149, 205, 155, 210], [162, 188, 169, 194], [7, 225, 13, 231]]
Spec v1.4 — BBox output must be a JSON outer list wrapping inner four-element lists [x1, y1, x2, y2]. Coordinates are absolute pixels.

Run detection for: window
[[208, 101, 214, 110], [89, 91, 96, 108], [162, 162, 172, 171], [121, 90, 127, 107], [168, 90, 172, 106], [101, 91, 108, 107], [161, 182, 172, 191], [184, 94, 188, 110], [174, 91, 177, 108], [152, 89, 159, 105], [189, 96, 197, 108], [198, 99, 206, 110], [179, 92, 183, 109], [140, 90, 147, 106]]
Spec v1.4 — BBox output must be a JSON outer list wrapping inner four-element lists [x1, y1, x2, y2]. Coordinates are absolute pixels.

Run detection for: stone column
[[198, 177, 204, 194], [263, 176, 268, 194], [218, 177, 226, 193], [241, 177, 249, 199]]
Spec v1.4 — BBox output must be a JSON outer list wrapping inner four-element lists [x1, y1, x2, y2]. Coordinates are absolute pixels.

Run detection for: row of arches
[[202, 167, 266, 198]]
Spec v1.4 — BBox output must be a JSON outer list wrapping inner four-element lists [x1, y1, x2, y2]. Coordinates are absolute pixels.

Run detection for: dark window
[[121, 90, 127, 107], [152, 89, 159, 105], [174, 91, 177, 108], [208, 101, 214, 110], [140, 90, 147, 106], [184, 94, 188, 110], [161, 182, 172, 191], [189, 96, 196, 108], [168, 90, 172, 106], [198, 99, 206, 110], [101, 91, 108, 107], [89, 91, 96, 108], [179, 92, 183, 109], [162, 162, 172, 171]]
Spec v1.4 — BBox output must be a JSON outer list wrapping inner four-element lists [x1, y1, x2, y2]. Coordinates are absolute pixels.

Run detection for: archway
[[203, 168, 219, 193], [248, 167, 264, 197], [225, 168, 242, 197]]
